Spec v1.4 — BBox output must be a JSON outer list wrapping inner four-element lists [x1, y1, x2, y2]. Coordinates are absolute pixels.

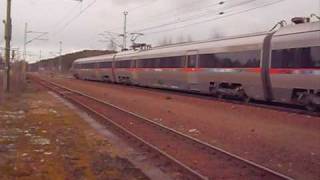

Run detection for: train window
[[199, 54, 216, 68], [198, 51, 260, 68], [137, 59, 145, 68], [73, 64, 80, 69], [131, 60, 137, 68], [91, 63, 97, 69], [82, 63, 96, 69], [137, 59, 158, 68], [137, 57, 185, 68], [115, 60, 131, 68], [187, 55, 197, 68], [311, 46, 320, 67], [149, 59, 159, 68], [159, 56, 185, 68], [99, 62, 112, 68], [272, 46, 320, 68], [159, 58, 169, 68]]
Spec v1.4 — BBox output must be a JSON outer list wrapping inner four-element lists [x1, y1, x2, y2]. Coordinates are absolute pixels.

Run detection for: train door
[[130, 60, 138, 85], [261, 33, 275, 101], [185, 51, 200, 91], [94, 63, 99, 80], [111, 55, 117, 83]]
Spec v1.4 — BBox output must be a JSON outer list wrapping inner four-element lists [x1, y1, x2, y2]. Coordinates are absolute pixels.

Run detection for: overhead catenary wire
[[142, 0, 286, 35], [132, 0, 260, 33], [52, 0, 97, 36], [127, 0, 217, 28], [51, 2, 83, 29], [107, 0, 217, 32], [127, 0, 159, 12]]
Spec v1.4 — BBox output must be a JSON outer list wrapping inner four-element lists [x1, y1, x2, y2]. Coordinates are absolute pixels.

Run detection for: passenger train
[[72, 18, 320, 111]]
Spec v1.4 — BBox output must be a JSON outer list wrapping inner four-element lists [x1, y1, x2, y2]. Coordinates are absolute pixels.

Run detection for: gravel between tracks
[[47, 76, 320, 180]]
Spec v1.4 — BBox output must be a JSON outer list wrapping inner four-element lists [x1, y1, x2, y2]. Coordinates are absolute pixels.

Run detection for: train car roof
[[114, 21, 319, 61], [73, 20, 320, 64], [114, 32, 269, 60], [272, 21, 320, 49], [74, 53, 116, 64], [73, 31, 272, 63], [274, 21, 320, 36]]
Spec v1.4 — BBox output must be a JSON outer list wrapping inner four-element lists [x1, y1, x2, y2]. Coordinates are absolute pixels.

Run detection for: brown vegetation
[[28, 50, 116, 73], [0, 61, 27, 101], [0, 80, 148, 179]]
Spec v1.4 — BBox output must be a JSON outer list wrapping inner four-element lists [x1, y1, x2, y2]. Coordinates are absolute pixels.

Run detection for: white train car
[[72, 19, 320, 110]]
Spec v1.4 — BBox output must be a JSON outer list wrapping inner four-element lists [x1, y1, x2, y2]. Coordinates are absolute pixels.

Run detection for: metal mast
[[122, 11, 128, 51], [59, 41, 62, 72], [3, 0, 12, 92], [23, 23, 48, 62], [23, 23, 28, 61]]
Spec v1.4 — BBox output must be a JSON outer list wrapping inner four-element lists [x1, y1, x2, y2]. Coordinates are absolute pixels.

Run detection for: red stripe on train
[[269, 68, 320, 74], [269, 69, 293, 74], [181, 68, 202, 72]]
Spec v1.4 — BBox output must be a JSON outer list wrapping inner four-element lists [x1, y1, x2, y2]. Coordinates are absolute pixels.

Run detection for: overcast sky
[[0, 0, 319, 62]]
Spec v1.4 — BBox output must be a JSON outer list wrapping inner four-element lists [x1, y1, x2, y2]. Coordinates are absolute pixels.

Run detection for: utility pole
[[3, 0, 12, 92], [23, 23, 48, 61], [39, 50, 42, 60], [59, 41, 62, 72], [122, 11, 128, 51], [23, 23, 28, 60]]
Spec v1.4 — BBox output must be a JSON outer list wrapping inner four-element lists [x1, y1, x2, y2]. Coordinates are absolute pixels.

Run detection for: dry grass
[[0, 62, 26, 103], [0, 80, 148, 180]]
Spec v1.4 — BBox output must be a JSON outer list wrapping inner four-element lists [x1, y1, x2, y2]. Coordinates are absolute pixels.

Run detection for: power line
[[128, 0, 226, 31], [129, 0, 213, 26], [143, 0, 286, 35], [107, 0, 214, 31], [51, 2, 83, 29], [127, 0, 158, 12], [132, 0, 259, 33], [52, 0, 97, 36]]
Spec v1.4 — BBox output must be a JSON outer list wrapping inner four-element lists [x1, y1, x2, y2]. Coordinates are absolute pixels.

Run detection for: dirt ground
[[0, 81, 148, 180], [0, 70, 3, 99], [46, 76, 320, 180]]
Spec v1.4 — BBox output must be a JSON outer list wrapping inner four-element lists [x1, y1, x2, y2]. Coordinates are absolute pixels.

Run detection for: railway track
[[64, 76, 320, 117], [32, 76, 294, 180]]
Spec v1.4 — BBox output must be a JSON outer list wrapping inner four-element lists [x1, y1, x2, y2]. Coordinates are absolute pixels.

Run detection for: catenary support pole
[[3, 0, 12, 92], [122, 11, 128, 51]]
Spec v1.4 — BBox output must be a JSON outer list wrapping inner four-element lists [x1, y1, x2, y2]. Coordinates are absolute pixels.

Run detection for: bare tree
[[158, 36, 173, 46], [177, 34, 185, 43], [186, 35, 193, 42], [108, 41, 117, 51], [210, 28, 224, 39]]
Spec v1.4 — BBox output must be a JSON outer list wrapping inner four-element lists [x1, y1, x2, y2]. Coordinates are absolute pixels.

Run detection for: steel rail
[[34, 77, 295, 180], [69, 78, 320, 117], [35, 78, 208, 180]]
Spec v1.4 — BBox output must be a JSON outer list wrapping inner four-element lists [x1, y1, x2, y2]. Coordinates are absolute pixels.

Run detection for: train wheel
[[217, 93, 225, 99], [306, 103, 318, 112], [242, 96, 251, 103]]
